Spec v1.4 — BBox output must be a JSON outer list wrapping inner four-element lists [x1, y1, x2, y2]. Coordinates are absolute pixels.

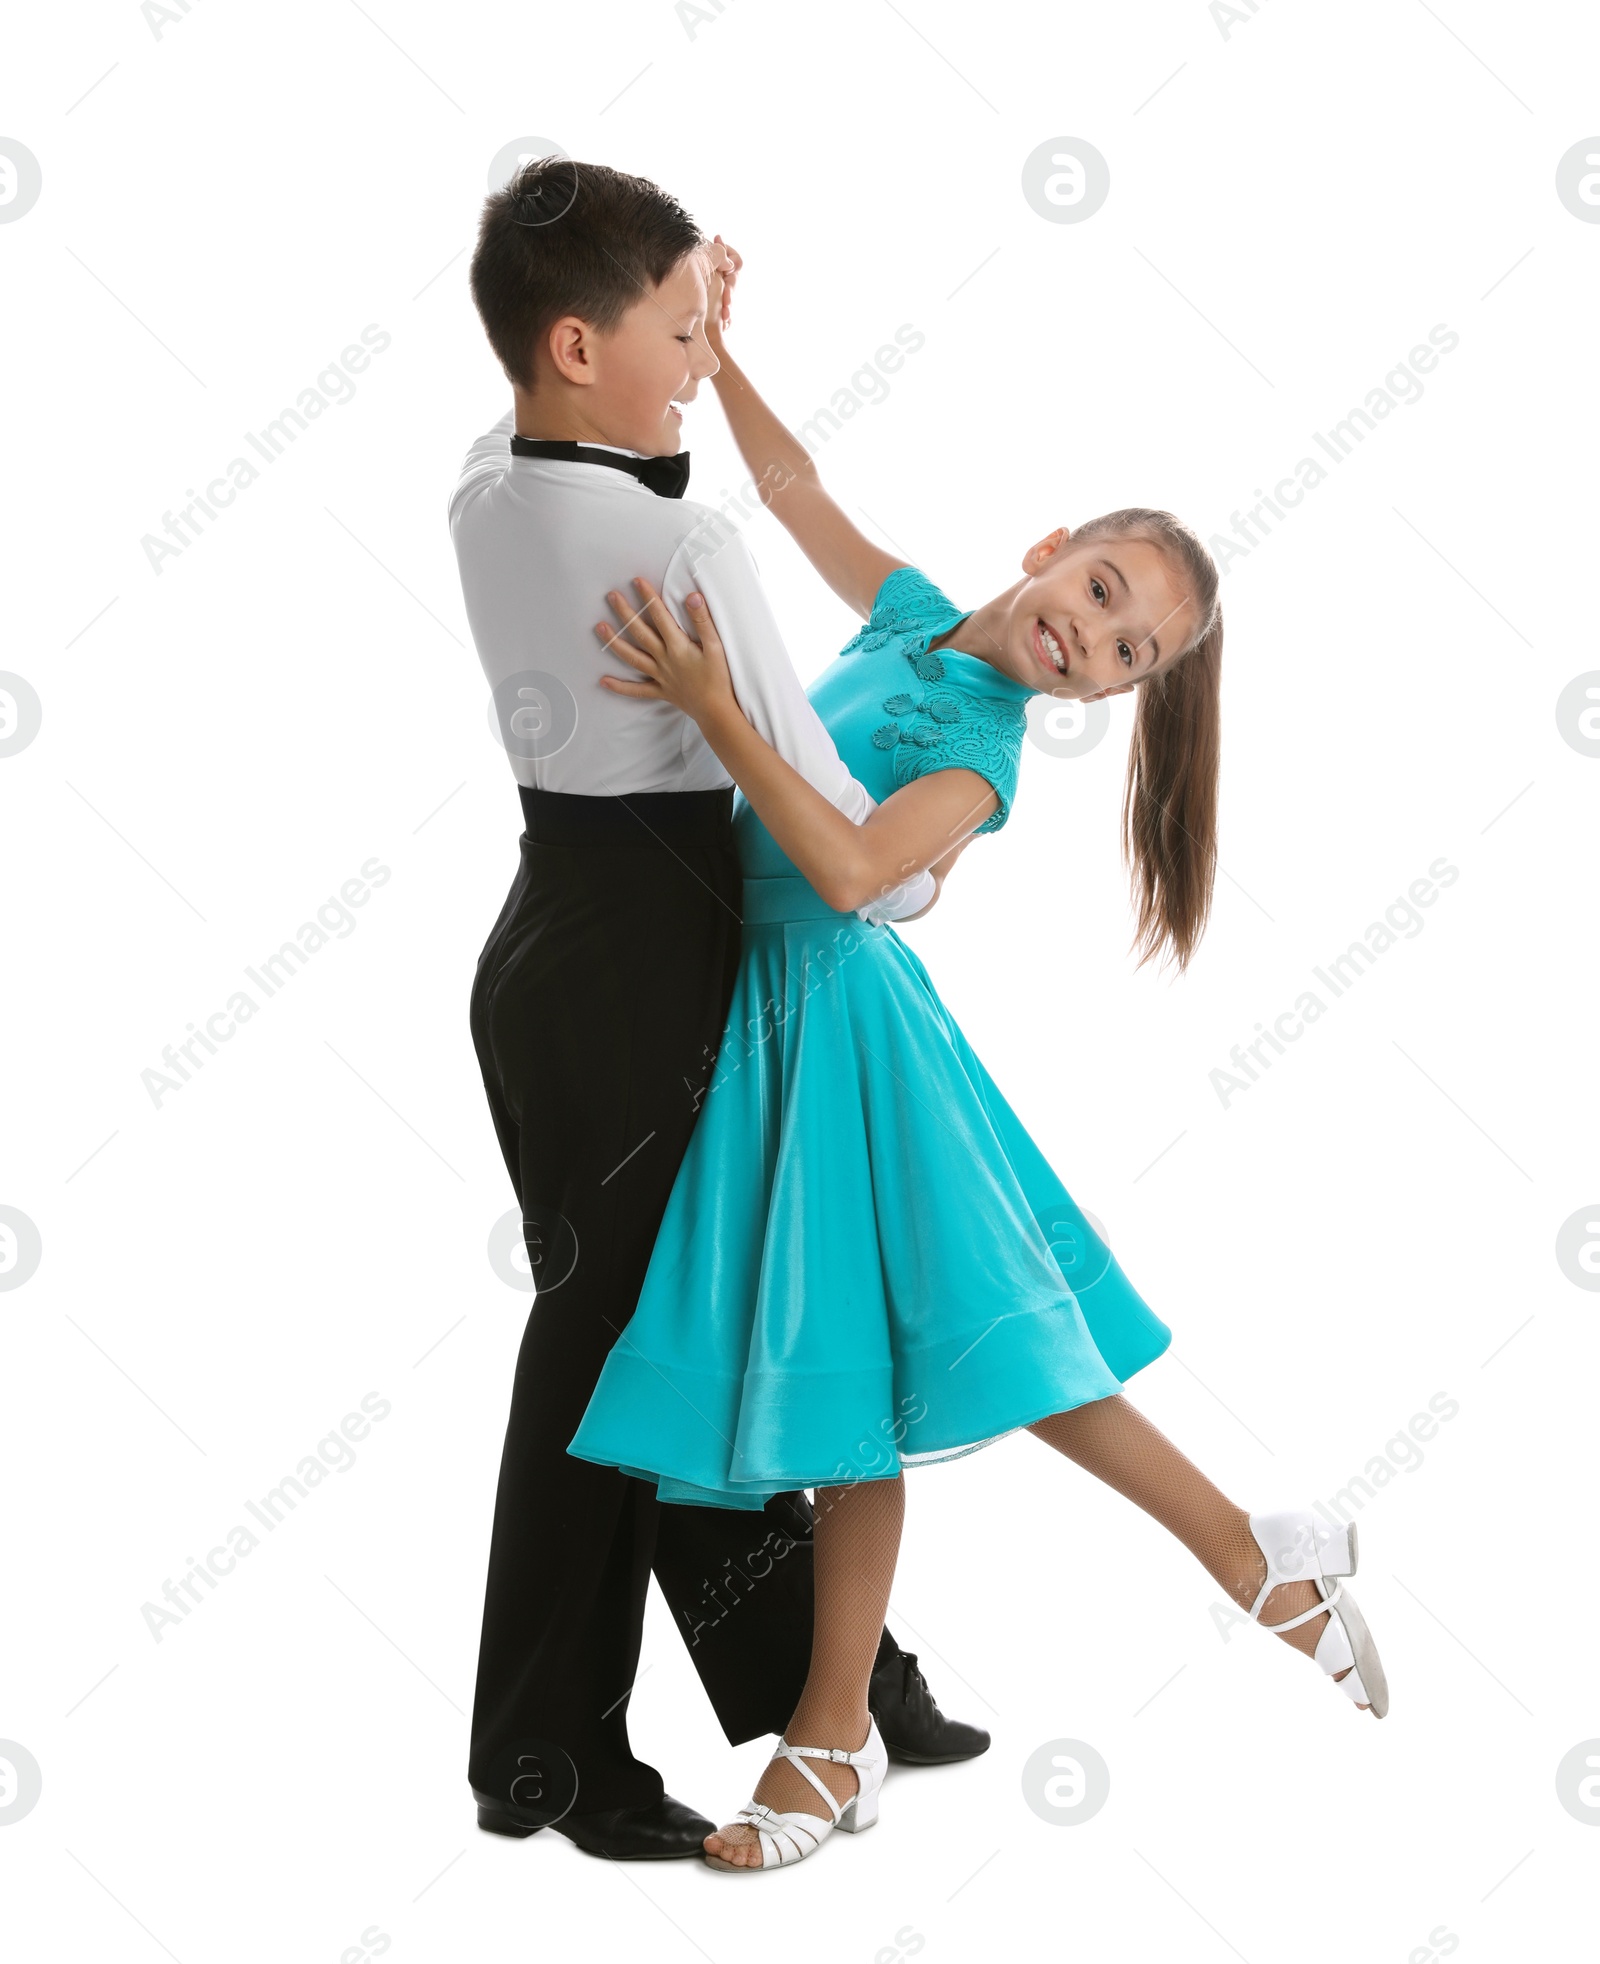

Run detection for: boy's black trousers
[[466, 785, 893, 1816]]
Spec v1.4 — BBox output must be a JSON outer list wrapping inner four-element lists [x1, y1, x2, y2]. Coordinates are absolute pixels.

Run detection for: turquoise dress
[[567, 566, 1171, 1509]]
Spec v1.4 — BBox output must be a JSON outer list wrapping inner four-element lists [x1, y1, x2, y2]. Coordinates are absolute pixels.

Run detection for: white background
[[4, 2, 1598, 1960]]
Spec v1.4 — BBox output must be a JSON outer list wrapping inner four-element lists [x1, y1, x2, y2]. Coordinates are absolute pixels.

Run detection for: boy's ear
[[543, 315, 600, 389]]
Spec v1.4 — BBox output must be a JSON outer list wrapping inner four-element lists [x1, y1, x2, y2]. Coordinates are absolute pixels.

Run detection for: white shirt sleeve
[[662, 518, 935, 925], [447, 409, 515, 532]]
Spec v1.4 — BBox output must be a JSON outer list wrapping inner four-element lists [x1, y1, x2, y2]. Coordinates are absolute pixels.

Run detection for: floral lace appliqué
[[870, 654, 1024, 835], [839, 566, 1024, 835], [838, 566, 965, 659], [895, 696, 1023, 833]]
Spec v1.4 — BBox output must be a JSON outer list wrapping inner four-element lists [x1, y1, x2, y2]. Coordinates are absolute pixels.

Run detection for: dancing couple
[[450, 156, 1387, 1875]]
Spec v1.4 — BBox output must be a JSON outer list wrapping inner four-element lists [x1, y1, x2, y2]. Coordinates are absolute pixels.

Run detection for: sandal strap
[[767, 1742, 846, 1823], [1312, 1602, 1356, 1676], [1335, 1664, 1371, 1704], [1256, 1585, 1371, 1701], [721, 1723, 878, 1860], [1255, 1578, 1342, 1634], [735, 1801, 824, 1865], [788, 1739, 874, 1766]]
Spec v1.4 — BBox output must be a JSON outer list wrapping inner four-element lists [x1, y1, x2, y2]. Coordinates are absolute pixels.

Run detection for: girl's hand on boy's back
[[595, 585, 993, 917], [595, 577, 740, 732]]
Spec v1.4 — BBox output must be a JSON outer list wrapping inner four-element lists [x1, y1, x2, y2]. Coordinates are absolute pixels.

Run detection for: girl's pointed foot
[[1241, 1509, 1389, 1717]]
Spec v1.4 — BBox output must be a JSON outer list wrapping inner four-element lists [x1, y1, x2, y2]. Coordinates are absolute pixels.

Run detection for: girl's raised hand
[[595, 577, 739, 730], [706, 233, 742, 333]]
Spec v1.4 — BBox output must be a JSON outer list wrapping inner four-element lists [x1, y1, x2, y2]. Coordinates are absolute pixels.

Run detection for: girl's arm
[[596, 578, 997, 916], [703, 291, 904, 621], [897, 836, 975, 923]]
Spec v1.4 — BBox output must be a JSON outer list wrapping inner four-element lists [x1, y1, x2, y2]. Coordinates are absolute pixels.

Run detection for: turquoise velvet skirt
[[567, 875, 1172, 1510]]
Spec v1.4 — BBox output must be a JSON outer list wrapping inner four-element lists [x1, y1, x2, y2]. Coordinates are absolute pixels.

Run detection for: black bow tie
[[509, 435, 690, 499]]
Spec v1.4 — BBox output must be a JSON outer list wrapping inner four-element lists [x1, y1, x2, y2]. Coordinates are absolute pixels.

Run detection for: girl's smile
[[1031, 616, 1070, 676]]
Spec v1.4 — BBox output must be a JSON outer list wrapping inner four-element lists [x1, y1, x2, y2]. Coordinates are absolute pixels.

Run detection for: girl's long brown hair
[[1070, 510, 1223, 974]]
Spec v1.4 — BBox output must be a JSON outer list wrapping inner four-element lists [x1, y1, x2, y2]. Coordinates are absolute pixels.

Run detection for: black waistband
[[518, 785, 734, 848]]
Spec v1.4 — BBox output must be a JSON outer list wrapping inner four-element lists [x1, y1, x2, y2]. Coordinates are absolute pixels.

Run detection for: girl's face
[[995, 530, 1199, 702]]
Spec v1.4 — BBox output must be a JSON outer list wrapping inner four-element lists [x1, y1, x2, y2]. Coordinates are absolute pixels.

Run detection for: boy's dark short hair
[[469, 157, 705, 392]]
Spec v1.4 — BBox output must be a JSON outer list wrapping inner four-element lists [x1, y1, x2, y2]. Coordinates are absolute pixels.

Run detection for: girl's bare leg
[[704, 1472, 906, 1866], [1028, 1394, 1365, 1699]]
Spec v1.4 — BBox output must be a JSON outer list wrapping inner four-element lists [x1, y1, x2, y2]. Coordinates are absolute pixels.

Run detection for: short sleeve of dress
[[842, 564, 1026, 835], [886, 688, 1025, 835], [839, 565, 966, 657]]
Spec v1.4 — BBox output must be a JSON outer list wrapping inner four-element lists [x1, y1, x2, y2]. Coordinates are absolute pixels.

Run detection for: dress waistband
[[518, 785, 733, 848], [740, 875, 856, 926]]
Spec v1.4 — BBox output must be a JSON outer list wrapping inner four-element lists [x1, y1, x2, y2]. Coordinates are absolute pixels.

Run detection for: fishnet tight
[[704, 1474, 904, 1865], [1027, 1395, 1348, 1674], [703, 1392, 1358, 1864]]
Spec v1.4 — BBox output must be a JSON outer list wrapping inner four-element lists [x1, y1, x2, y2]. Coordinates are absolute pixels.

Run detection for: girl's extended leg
[[704, 1472, 906, 1866], [1029, 1394, 1367, 1701]]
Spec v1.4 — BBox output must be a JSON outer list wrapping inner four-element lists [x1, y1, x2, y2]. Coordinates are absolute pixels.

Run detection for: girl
[[567, 251, 1388, 1872]]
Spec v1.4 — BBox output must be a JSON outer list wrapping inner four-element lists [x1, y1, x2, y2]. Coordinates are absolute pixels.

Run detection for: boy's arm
[[447, 408, 515, 533], [705, 330, 904, 621], [660, 524, 934, 924]]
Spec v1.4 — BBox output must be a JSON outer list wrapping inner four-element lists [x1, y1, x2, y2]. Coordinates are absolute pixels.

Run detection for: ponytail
[[1121, 607, 1222, 972], [1069, 508, 1223, 973]]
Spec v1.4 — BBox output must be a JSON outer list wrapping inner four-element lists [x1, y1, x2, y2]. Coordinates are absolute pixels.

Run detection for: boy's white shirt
[[449, 410, 935, 925]]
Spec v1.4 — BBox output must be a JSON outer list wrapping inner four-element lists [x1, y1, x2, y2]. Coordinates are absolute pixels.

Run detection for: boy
[[449, 157, 986, 1860]]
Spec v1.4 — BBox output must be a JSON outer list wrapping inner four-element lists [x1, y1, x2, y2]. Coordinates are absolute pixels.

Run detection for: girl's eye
[[1118, 643, 1134, 667], [677, 334, 694, 343], [1090, 578, 1107, 604]]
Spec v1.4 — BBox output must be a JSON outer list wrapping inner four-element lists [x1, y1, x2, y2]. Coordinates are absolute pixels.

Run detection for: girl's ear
[[1022, 527, 1071, 574]]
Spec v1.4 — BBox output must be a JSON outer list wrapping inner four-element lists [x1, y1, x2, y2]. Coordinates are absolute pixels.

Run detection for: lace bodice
[[734, 566, 1036, 880], [840, 566, 1030, 835]]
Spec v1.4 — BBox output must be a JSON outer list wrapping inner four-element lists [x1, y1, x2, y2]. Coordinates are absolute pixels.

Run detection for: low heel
[[1252, 1509, 1357, 1585], [477, 1805, 541, 1838], [1320, 1520, 1357, 1578], [839, 1789, 879, 1832]]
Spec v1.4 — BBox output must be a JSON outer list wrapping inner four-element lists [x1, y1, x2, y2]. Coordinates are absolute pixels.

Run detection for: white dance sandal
[[1245, 1508, 1389, 1717], [704, 1717, 889, 1872]]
